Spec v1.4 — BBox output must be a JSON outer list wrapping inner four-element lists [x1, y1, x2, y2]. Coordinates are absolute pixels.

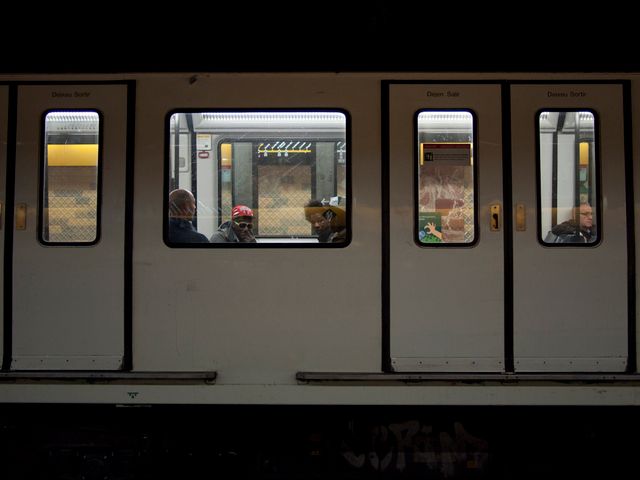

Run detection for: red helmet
[[232, 205, 254, 219]]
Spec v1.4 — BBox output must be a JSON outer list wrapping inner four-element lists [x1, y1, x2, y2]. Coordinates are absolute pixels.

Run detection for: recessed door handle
[[516, 203, 526, 231], [16, 203, 27, 230], [490, 204, 501, 231]]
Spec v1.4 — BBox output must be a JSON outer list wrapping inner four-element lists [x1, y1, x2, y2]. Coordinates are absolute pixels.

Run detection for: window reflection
[[416, 111, 476, 245], [539, 111, 598, 245], [167, 111, 348, 245], [41, 111, 100, 244]]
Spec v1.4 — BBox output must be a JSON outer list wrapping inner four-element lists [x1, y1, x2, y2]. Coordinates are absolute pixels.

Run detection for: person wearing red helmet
[[210, 205, 257, 243]]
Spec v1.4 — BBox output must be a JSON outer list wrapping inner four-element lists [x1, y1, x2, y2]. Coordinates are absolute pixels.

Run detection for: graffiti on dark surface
[[339, 420, 489, 478]]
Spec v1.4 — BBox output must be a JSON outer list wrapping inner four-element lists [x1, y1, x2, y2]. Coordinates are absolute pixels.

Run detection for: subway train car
[[1, 71, 639, 477]]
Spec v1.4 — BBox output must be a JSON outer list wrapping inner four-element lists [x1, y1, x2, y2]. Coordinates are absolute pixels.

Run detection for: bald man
[[168, 189, 209, 243]]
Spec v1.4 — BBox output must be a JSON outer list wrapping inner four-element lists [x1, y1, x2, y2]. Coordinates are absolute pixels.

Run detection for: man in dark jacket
[[168, 189, 209, 243], [544, 202, 596, 243], [303, 198, 347, 243], [210, 205, 257, 243]]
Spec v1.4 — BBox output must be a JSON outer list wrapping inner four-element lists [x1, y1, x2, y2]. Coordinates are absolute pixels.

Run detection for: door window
[[40, 110, 101, 244], [538, 110, 599, 245], [416, 110, 477, 245]]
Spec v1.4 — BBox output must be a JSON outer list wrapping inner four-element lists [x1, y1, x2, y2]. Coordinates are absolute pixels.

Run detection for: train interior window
[[416, 110, 476, 244], [167, 111, 348, 245], [539, 111, 598, 245], [41, 111, 101, 244]]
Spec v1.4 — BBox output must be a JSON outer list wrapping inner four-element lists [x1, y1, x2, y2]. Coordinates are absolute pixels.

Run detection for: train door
[[510, 83, 628, 372], [256, 149, 314, 236], [387, 83, 505, 372], [0, 85, 8, 363], [11, 84, 128, 370]]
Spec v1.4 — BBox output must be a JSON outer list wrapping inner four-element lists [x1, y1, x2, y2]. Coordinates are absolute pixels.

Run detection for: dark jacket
[[210, 221, 256, 243], [168, 218, 209, 243], [327, 228, 347, 243], [545, 220, 596, 243]]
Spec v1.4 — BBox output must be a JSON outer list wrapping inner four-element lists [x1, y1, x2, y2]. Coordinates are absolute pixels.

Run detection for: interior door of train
[[510, 83, 628, 372], [11, 84, 128, 370], [388, 83, 505, 372]]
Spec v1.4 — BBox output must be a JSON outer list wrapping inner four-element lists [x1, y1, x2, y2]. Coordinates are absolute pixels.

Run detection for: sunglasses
[[234, 221, 253, 229]]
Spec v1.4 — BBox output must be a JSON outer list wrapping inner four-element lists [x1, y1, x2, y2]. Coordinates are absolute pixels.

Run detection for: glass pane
[[539, 111, 598, 245], [416, 111, 475, 244], [167, 111, 348, 245], [42, 111, 100, 243]]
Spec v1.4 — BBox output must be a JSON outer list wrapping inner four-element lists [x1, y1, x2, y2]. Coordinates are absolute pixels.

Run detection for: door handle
[[516, 203, 526, 231], [15, 203, 27, 230], [490, 204, 501, 231]]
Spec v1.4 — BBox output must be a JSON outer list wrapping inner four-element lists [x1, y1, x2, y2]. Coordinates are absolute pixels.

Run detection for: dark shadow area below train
[[0, 404, 638, 479]]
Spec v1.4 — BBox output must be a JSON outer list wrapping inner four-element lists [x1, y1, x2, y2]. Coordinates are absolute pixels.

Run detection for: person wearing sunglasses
[[210, 204, 257, 243]]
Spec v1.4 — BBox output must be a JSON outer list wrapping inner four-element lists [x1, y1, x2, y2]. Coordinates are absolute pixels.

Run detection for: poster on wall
[[418, 212, 443, 243], [420, 143, 472, 166]]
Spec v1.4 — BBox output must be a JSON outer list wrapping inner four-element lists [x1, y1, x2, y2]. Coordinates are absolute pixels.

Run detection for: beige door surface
[[388, 83, 505, 372], [11, 84, 128, 370]]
